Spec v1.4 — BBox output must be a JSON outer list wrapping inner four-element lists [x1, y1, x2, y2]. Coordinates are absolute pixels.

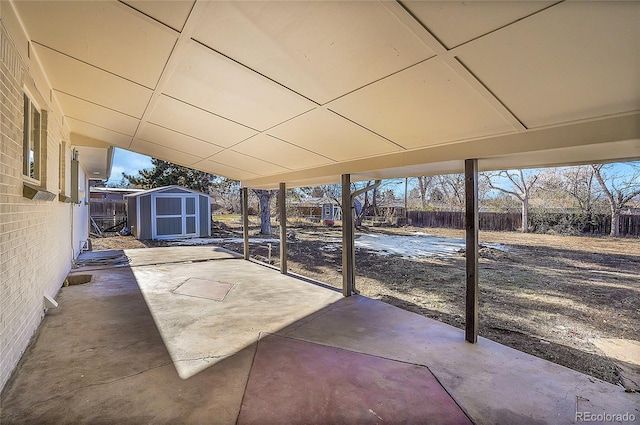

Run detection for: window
[[59, 141, 66, 193], [23, 93, 41, 181]]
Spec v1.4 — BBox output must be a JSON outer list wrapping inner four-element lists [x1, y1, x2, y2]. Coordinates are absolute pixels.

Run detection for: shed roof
[[6, 0, 639, 188], [125, 185, 210, 198]]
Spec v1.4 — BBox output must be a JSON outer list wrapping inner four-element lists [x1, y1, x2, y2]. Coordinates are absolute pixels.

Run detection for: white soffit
[[33, 45, 153, 118], [208, 149, 289, 177], [403, 1, 555, 49], [455, 1, 640, 129], [232, 134, 334, 171], [329, 60, 516, 149], [138, 123, 224, 159], [55, 91, 140, 137], [164, 40, 315, 131], [122, 0, 194, 32], [130, 139, 201, 168], [268, 108, 403, 161], [75, 146, 111, 178], [14, 0, 177, 89], [193, 1, 435, 104], [147, 95, 257, 148], [67, 118, 132, 149]]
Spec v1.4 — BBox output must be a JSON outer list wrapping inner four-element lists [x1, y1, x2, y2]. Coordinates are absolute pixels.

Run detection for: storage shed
[[127, 186, 211, 240]]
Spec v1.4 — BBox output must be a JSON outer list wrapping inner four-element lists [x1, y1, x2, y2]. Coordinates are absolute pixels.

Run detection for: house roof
[[291, 197, 340, 208], [6, 1, 639, 188], [90, 187, 144, 194], [125, 185, 210, 198]]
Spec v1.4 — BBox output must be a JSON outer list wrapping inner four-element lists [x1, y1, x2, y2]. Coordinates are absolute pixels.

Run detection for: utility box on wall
[[70, 158, 79, 204], [126, 185, 211, 240]]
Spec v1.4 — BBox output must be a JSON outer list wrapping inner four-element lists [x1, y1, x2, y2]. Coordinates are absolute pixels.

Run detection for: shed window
[[157, 217, 182, 236], [186, 197, 196, 215], [156, 197, 182, 215]]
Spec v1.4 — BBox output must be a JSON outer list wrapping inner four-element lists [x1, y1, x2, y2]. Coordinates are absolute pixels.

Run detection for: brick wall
[[1, 23, 74, 391]]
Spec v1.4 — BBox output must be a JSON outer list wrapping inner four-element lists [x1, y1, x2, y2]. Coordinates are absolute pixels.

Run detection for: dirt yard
[[91, 223, 640, 390]]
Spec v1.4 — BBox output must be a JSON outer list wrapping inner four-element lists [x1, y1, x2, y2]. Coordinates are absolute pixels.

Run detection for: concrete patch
[[173, 278, 233, 302]]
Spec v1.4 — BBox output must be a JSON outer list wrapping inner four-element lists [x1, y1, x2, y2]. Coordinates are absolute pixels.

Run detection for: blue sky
[[107, 148, 153, 184]]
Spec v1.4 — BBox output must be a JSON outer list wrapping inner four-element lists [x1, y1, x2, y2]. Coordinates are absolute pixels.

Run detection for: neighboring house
[[127, 186, 211, 240], [370, 200, 407, 225], [289, 197, 342, 222], [0, 19, 113, 390], [90, 186, 144, 201]]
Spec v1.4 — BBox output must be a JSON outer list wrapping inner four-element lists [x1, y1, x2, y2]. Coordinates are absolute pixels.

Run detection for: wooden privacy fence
[[90, 199, 127, 217], [406, 210, 640, 236], [90, 199, 127, 232], [407, 211, 522, 232]]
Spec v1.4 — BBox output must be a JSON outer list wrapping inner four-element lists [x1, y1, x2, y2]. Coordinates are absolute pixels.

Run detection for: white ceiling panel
[[329, 60, 515, 149], [67, 118, 132, 149], [130, 139, 201, 167], [15, 0, 177, 89], [138, 123, 223, 159], [232, 134, 333, 171], [403, 1, 554, 49], [268, 109, 402, 162], [55, 91, 140, 136], [164, 41, 314, 131], [456, 1, 640, 128], [195, 159, 260, 181], [209, 150, 289, 177], [122, 0, 193, 32], [147, 95, 257, 148], [33, 45, 152, 118], [193, 1, 435, 104]]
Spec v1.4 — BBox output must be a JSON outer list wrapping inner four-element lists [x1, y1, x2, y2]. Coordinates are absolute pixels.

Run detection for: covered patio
[[1, 247, 636, 424], [1, 0, 639, 421]]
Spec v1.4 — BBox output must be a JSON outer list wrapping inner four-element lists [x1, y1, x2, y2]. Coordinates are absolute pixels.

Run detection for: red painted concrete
[[238, 334, 472, 425]]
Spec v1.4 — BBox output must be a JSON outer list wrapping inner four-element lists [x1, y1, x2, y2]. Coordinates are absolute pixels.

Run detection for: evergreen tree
[[123, 158, 215, 193]]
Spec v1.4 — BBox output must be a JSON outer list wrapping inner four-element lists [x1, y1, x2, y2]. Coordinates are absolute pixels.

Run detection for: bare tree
[[210, 178, 240, 213], [561, 166, 600, 217], [483, 169, 541, 233], [591, 163, 640, 237], [414, 176, 434, 209], [252, 189, 275, 235], [315, 184, 342, 207]]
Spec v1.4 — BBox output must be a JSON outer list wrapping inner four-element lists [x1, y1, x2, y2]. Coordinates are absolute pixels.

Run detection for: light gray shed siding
[[127, 186, 210, 240]]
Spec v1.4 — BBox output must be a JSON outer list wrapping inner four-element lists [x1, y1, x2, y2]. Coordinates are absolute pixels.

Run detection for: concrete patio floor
[[1, 247, 637, 424]]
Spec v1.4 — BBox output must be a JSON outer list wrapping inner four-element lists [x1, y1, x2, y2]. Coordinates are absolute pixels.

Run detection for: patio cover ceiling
[[5, 0, 640, 188]]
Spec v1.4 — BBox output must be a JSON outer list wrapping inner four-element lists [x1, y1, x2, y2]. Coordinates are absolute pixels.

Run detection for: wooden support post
[[465, 159, 479, 343], [279, 182, 287, 274], [341, 174, 354, 297], [241, 187, 250, 260]]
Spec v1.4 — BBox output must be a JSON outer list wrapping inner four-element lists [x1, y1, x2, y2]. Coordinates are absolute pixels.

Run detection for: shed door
[[152, 194, 198, 239]]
